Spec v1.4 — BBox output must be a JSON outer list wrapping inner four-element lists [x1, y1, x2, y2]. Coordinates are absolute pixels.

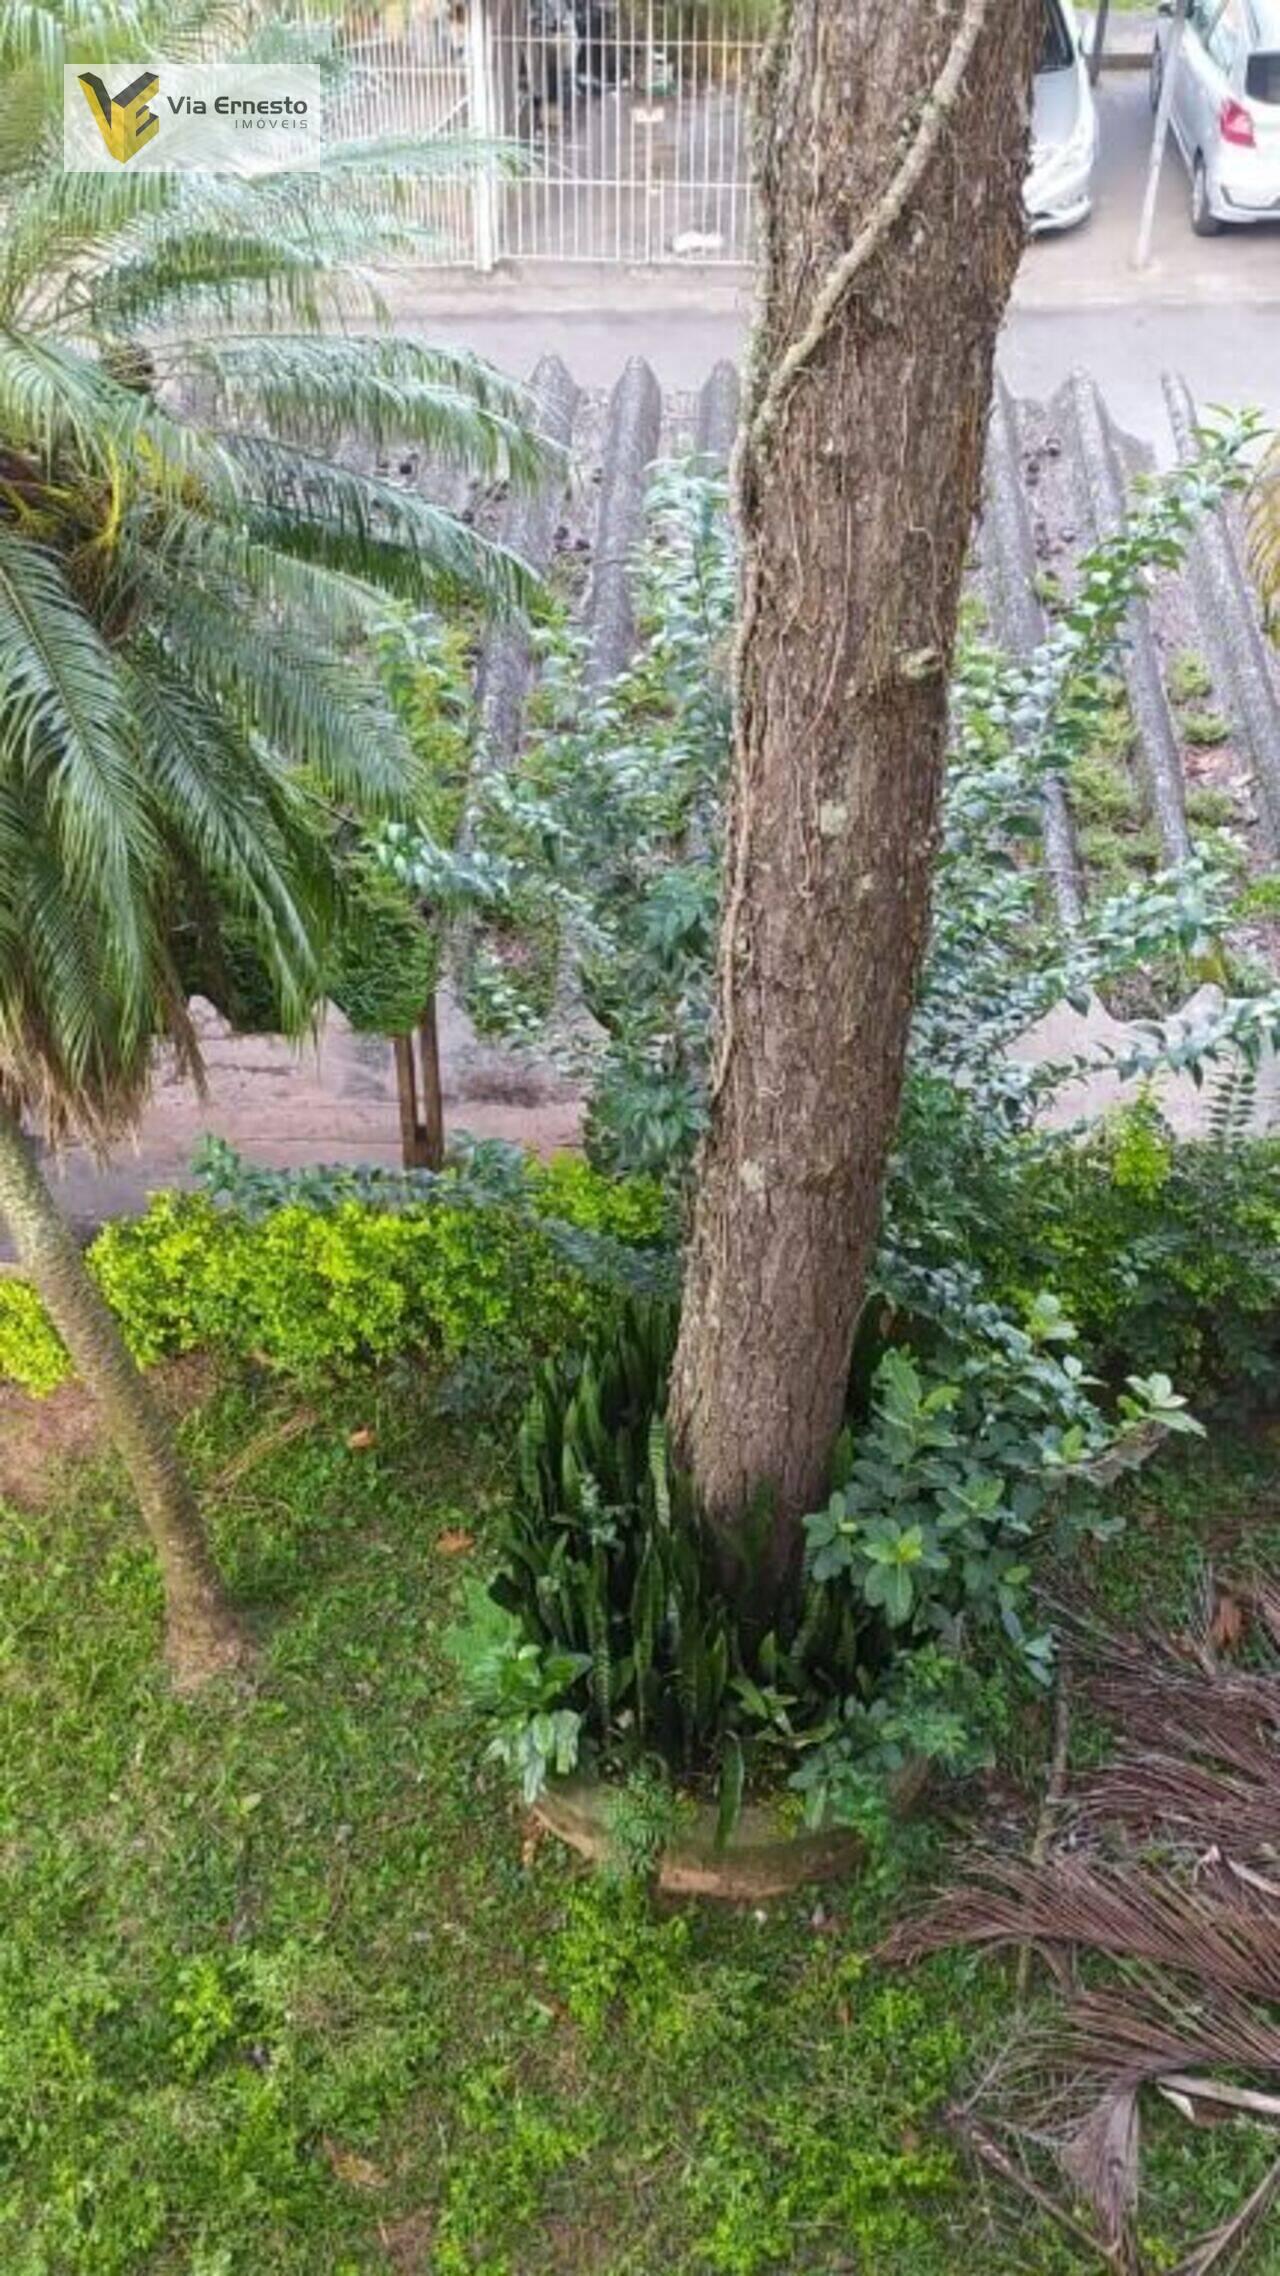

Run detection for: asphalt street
[[384, 77, 1280, 449]]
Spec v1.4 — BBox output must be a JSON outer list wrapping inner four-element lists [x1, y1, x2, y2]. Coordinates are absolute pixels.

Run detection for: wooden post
[[393, 995, 446, 1170], [394, 1034, 427, 1168], [416, 994, 446, 1172]]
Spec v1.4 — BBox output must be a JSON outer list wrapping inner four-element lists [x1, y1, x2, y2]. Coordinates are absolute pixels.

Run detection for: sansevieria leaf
[[716, 1734, 745, 1852]]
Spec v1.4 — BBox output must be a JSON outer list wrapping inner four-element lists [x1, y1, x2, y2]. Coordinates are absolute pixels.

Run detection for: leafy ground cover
[[3, 1368, 1277, 2276]]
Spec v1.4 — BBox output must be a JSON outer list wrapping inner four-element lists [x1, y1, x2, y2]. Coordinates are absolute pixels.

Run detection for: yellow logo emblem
[[77, 69, 159, 163]]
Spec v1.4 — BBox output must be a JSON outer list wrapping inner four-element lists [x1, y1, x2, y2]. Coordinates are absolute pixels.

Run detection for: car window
[[1189, 0, 1229, 44], [1207, 5, 1243, 68], [1190, 0, 1232, 59], [1039, 0, 1073, 70], [1246, 49, 1280, 98]]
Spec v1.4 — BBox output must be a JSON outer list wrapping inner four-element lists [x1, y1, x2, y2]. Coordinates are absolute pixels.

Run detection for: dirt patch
[[376, 2209, 437, 2272], [545, 2210, 627, 2276], [0, 1352, 217, 1511]]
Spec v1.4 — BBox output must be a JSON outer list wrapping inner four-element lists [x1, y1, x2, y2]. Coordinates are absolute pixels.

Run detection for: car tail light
[[1220, 97, 1256, 147]]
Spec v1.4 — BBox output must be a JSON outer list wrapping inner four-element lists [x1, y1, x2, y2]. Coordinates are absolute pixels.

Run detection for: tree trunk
[[0, 1101, 249, 1691], [668, 0, 1039, 1603]]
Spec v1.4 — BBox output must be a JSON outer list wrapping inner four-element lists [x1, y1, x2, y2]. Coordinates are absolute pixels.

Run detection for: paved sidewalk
[[1088, 8, 1158, 69], [381, 79, 1280, 448]]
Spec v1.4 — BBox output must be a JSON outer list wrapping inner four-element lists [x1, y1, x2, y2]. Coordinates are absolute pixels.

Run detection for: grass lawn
[[2, 1369, 1278, 2276]]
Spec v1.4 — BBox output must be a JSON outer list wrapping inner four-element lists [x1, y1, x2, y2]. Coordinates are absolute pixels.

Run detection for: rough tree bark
[[0, 1102, 249, 1692], [668, 0, 1039, 1602]]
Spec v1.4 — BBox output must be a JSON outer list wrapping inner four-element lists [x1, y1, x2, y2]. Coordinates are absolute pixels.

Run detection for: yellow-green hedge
[[0, 1159, 668, 1395]]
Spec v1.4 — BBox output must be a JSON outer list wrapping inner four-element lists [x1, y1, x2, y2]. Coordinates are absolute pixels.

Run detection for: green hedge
[[0, 1280, 69, 1397], [991, 1112, 1280, 1399], [0, 1157, 668, 1396]]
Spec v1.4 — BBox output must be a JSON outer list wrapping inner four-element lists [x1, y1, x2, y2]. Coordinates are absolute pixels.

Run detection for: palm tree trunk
[[0, 1100, 249, 1691]]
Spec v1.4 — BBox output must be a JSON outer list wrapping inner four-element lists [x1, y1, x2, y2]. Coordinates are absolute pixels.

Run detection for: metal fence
[[321, 3, 476, 263], [323, 1, 763, 267]]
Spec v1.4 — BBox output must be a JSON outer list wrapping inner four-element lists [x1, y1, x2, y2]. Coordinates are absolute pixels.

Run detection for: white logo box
[[64, 62, 328, 173]]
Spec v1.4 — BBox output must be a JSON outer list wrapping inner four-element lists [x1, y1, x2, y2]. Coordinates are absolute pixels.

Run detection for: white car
[[1152, 0, 1280, 233], [1027, 0, 1099, 231]]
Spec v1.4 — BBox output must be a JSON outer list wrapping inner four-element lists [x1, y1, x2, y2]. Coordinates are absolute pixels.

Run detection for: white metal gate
[[324, 1, 763, 267], [321, 3, 477, 264]]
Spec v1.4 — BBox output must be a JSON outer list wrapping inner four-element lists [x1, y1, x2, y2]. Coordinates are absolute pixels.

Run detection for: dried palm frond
[[885, 1854, 1280, 2004], [1059, 2086, 1141, 2261], [1053, 1594, 1280, 1863], [987, 1978, 1280, 2117], [945, 1974, 1280, 2272], [957, 2114, 1138, 2270], [886, 1583, 1280, 2272], [1173, 2157, 1280, 2276], [961, 2108, 1280, 2276], [1243, 1577, 1280, 1654]]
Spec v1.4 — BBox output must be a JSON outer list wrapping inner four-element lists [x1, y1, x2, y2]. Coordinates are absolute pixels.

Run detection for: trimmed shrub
[[990, 1112, 1280, 1399], [0, 1159, 669, 1396], [524, 1153, 669, 1245], [0, 1280, 72, 1396]]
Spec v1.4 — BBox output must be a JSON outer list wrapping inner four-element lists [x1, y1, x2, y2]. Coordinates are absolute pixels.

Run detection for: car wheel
[[1191, 154, 1223, 235]]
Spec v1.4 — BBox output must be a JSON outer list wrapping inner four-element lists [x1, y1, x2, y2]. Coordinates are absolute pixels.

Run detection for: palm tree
[[0, 0, 550, 1688]]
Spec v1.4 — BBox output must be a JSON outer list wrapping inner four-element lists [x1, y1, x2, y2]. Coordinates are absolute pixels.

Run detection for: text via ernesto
[[64, 64, 327, 172]]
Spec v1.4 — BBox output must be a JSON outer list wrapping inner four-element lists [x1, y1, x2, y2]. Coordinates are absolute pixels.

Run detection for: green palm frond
[[180, 335, 547, 480], [0, 779, 161, 1131], [121, 651, 331, 1023], [80, 223, 397, 335], [0, 0, 114, 80], [0, 331, 236, 493], [0, 0, 258, 86], [0, 526, 150, 901], [0, 0, 543, 1136], [287, 131, 531, 185], [135, 561, 410, 802], [0, 171, 180, 324], [37, 185, 408, 334], [224, 435, 544, 616], [0, 56, 60, 179], [73, 164, 520, 334], [138, 503, 399, 642], [125, 648, 316, 898]]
